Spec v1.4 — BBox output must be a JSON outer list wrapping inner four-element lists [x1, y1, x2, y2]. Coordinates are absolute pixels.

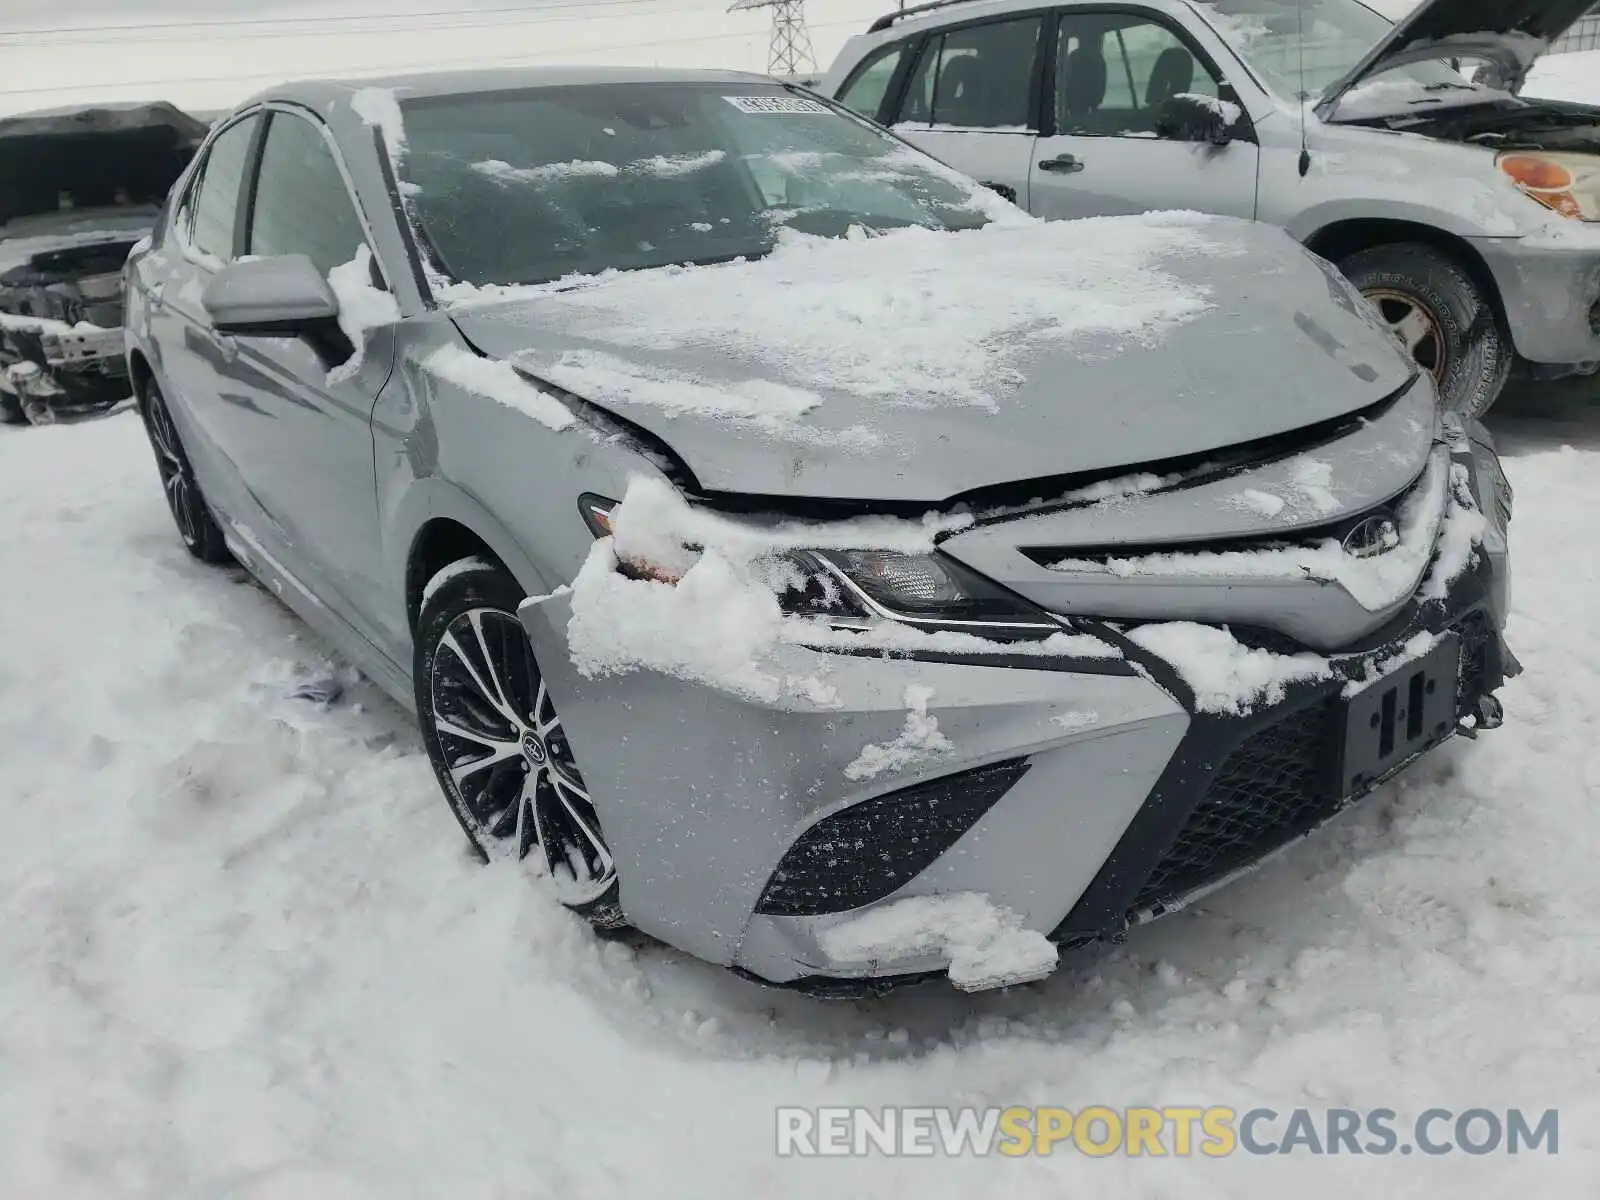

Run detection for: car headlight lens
[[1498, 151, 1600, 221], [578, 495, 1055, 639]]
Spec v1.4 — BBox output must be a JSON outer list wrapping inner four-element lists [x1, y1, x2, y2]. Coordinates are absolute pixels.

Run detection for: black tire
[[0, 391, 24, 426], [139, 380, 233, 564], [1338, 242, 1512, 420], [414, 558, 627, 933]]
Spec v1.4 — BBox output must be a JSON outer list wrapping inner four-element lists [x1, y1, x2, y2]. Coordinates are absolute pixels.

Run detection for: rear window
[[397, 82, 995, 289]]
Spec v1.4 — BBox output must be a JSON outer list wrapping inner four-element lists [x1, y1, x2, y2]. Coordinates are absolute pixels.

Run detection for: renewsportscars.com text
[[776, 1106, 1559, 1158]]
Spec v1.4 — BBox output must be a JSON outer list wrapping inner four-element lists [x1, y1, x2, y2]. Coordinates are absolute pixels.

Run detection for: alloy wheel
[[144, 389, 200, 547], [1364, 287, 1446, 383], [429, 607, 616, 904]]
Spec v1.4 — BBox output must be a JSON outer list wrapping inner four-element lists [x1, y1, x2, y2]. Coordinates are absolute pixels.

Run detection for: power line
[[0, 0, 689, 47], [0, 16, 864, 100], [728, 0, 817, 75], [0, 0, 662, 39]]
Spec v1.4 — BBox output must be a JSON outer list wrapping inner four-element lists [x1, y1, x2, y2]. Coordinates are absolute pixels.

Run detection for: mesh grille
[[1131, 701, 1336, 913], [1130, 610, 1500, 916]]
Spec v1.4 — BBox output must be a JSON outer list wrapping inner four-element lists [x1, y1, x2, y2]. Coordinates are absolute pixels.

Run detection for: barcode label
[[723, 95, 831, 115]]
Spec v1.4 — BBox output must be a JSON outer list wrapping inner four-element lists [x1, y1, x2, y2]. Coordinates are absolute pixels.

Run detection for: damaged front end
[[0, 102, 206, 426]]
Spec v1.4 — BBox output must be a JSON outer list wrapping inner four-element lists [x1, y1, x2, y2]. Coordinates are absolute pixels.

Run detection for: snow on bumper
[[518, 586, 1187, 988]]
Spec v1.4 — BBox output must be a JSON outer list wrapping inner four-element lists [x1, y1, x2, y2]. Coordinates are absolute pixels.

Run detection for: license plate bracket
[[1337, 634, 1459, 797]]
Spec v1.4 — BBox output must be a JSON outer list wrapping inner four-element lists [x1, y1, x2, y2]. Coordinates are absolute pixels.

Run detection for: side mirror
[[202, 254, 340, 337], [1156, 93, 1237, 146]]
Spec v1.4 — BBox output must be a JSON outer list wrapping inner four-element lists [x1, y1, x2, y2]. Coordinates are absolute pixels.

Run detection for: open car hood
[[1317, 0, 1595, 117], [447, 217, 1418, 505], [0, 101, 207, 227]]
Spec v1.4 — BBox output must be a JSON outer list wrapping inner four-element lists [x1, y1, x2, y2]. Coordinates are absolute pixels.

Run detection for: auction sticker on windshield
[[724, 95, 830, 115]]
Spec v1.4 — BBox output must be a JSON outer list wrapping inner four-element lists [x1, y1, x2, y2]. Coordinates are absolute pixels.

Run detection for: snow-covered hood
[[1319, 0, 1596, 116], [448, 215, 1416, 504]]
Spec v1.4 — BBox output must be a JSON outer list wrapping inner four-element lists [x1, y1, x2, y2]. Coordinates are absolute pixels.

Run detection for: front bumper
[[520, 446, 1515, 994], [0, 322, 129, 423], [1470, 234, 1600, 366]]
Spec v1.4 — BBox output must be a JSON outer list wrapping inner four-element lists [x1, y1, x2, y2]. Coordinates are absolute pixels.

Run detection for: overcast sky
[[0, 0, 884, 113]]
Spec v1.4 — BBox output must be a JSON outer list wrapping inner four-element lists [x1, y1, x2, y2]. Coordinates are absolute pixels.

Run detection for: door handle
[[1038, 153, 1085, 174], [210, 330, 238, 364]]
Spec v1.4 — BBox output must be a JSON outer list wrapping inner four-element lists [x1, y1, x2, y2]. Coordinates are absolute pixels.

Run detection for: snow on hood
[[1047, 449, 1451, 613], [1318, 0, 1596, 115], [450, 214, 1415, 504]]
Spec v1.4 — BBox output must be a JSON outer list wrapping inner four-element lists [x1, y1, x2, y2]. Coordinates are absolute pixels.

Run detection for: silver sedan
[[125, 66, 1515, 994]]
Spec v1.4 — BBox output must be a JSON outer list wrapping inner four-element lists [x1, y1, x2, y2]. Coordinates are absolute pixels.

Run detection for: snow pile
[[843, 685, 953, 781], [1332, 77, 1516, 122], [1129, 623, 1333, 715], [817, 892, 1059, 992], [350, 86, 406, 167], [564, 475, 1113, 702], [1049, 453, 1451, 612], [1421, 461, 1489, 601], [629, 150, 727, 177], [422, 344, 576, 432], [565, 531, 790, 702], [326, 245, 400, 385], [447, 214, 1222, 412], [473, 158, 619, 185], [1173, 92, 1242, 125]]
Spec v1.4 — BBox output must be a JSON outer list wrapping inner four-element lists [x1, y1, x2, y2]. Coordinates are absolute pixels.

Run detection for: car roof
[[838, 0, 1197, 55], [246, 65, 782, 112]]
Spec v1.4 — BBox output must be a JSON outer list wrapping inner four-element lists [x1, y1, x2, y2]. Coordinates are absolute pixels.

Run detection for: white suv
[[821, 0, 1600, 417]]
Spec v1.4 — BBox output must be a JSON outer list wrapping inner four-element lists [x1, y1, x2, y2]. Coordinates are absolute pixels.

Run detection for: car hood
[[448, 216, 1416, 504], [1319, 0, 1595, 115]]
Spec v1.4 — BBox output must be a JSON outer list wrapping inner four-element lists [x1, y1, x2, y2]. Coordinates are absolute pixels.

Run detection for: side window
[[837, 42, 910, 122], [1056, 14, 1222, 137], [247, 111, 372, 279], [894, 16, 1044, 130], [187, 115, 260, 263]]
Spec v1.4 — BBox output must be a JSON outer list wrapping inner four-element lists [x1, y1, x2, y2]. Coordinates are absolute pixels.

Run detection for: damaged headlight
[[1498, 151, 1600, 222], [803, 549, 1053, 637], [578, 494, 1057, 640]]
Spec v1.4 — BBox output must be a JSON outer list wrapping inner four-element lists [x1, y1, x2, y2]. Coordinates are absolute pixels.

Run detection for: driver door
[[1029, 9, 1259, 221]]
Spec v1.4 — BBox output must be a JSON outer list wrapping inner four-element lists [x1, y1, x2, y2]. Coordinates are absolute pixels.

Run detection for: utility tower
[[729, 0, 816, 77]]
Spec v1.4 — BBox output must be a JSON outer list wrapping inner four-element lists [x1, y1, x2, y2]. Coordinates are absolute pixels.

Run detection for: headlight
[[578, 494, 1056, 640], [807, 549, 1051, 636], [1498, 151, 1600, 221]]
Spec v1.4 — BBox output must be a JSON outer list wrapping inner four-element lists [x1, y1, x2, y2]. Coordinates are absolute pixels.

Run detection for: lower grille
[[755, 758, 1031, 917], [1130, 701, 1337, 913], [1130, 610, 1499, 916]]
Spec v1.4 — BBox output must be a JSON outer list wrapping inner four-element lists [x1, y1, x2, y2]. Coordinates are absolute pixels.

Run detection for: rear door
[[214, 105, 399, 649], [1029, 8, 1259, 220], [884, 13, 1048, 209]]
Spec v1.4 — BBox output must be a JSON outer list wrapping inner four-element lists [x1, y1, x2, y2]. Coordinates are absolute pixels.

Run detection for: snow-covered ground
[[2, 393, 1599, 1197], [4, 5, 1600, 1197], [1525, 49, 1600, 105]]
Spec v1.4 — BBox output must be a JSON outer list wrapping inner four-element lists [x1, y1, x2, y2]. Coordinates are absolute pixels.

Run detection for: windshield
[[1193, 0, 1468, 99], [398, 82, 996, 288]]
